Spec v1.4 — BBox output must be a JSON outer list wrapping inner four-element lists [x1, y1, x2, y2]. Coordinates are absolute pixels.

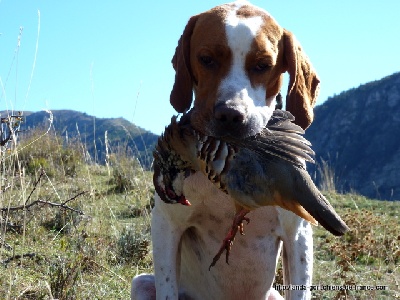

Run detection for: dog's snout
[[214, 105, 245, 125]]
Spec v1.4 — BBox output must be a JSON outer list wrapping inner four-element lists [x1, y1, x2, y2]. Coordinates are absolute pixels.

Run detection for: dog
[[131, 1, 320, 299]]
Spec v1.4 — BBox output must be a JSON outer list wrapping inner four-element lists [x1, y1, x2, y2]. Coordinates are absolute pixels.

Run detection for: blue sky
[[1, 1, 399, 135]]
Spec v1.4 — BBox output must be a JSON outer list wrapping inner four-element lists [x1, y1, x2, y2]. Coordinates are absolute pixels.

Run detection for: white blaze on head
[[225, 7, 262, 56], [219, 5, 266, 108]]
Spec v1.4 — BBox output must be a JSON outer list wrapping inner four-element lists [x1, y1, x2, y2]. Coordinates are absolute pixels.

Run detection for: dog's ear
[[283, 30, 320, 130], [170, 16, 198, 113]]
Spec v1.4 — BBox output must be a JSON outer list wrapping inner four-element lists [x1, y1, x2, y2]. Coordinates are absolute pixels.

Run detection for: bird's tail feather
[[273, 190, 318, 225], [294, 170, 350, 236]]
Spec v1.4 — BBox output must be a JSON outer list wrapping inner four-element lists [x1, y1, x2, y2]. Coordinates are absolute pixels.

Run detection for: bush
[[108, 153, 144, 193], [116, 225, 150, 264], [12, 129, 84, 177]]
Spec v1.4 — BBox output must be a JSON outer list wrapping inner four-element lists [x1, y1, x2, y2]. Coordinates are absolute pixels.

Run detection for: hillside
[[1, 77, 400, 299], [12, 110, 158, 168], [1, 151, 399, 299], [3, 72, 400, 199], [305, 72, 400, 200]]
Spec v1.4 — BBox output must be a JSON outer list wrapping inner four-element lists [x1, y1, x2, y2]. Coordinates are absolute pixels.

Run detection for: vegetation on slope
[[305, 72, 400, 200], [0, 121, 399, 300]]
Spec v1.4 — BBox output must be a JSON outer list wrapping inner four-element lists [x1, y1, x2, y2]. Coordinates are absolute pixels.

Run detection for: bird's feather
[[154, 111, 349, 236], [235, 110, 315, 166]]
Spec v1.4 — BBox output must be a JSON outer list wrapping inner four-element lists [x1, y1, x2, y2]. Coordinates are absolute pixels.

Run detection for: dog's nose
[[214, 105, 244, 125]]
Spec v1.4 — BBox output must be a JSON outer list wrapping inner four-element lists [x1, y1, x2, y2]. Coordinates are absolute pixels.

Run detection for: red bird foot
[[209, 209, 250, 270]]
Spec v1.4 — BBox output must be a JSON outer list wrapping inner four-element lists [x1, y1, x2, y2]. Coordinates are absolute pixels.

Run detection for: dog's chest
[[171, 172, 282, 298], [182, 171, 281, 231], [180, 173, 280, 274]]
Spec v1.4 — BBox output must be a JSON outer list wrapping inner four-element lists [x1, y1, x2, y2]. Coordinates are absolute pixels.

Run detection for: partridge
[[153, 110, 349, 268]]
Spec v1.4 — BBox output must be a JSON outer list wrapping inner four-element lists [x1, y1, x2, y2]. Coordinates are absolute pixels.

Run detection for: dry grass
[[3, 15, 398, 299], [1, 127, 399, 299], [0, 128, 153, 299], [311, 193, 400, 299]]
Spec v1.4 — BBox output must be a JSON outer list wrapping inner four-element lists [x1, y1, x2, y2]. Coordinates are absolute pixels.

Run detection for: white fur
[[218, 6, 274, 135], [131, 2, 314, 299], [221, 9, 264, 106], [133, 173, 313, 299]]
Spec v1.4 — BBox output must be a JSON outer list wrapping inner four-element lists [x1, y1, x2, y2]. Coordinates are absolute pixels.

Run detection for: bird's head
[[153, 160, 191, 206], [153, 117, 194, 206]]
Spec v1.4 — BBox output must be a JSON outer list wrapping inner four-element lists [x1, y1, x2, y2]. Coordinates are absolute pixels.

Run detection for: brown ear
[[170, 16, 198, 113], [284, 30, 320, 129]]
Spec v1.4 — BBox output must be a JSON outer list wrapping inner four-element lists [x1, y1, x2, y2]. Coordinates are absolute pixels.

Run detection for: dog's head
[[170, 1, 319, 138]]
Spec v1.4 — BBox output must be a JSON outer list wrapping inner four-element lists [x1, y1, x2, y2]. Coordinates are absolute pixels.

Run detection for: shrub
[[12, 129, 84, 177], [116, 225, 150, 264], [108, 153, 145, 193]]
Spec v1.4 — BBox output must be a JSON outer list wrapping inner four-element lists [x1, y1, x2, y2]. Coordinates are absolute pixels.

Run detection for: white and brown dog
[[132, 1, 319, 299]]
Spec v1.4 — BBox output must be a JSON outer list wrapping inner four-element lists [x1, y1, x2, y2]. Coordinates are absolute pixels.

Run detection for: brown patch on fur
[[170, 2, 320, 131], [284, 30, 320, 129]]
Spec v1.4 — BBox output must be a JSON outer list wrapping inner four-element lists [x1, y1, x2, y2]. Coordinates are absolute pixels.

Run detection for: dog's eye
[[199, 55, 216, 68], [253, 61, 271, 73]]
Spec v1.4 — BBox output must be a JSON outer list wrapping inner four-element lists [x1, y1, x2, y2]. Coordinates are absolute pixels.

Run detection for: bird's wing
[[233, 110, 315, 166]]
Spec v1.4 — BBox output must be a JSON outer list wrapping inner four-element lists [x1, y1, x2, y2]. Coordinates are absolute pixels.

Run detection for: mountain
[[3, 73, 399, 199], [12, 110, 158, 168], [305, 72, 400, 200]]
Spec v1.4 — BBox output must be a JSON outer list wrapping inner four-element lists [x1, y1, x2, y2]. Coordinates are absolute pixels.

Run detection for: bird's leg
[[209, 208, 250, 270]]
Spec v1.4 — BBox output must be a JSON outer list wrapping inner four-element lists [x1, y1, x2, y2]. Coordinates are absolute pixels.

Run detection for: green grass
[[1, 131, 153, 299], [311, 193, 400, 299], [1, 130, 399, 299]]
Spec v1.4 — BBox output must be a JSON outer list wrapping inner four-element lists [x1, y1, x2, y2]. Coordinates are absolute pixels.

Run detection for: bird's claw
[[209, 230, 235, 270], [209, 209, 250, 270]]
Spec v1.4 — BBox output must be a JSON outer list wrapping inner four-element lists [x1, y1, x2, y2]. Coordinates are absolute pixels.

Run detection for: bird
[[153, 110, 350, 268]]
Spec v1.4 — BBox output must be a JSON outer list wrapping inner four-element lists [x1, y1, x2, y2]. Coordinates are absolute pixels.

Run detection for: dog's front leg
[[151, 199, 186, 300], [278, 208, 313, 300]]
